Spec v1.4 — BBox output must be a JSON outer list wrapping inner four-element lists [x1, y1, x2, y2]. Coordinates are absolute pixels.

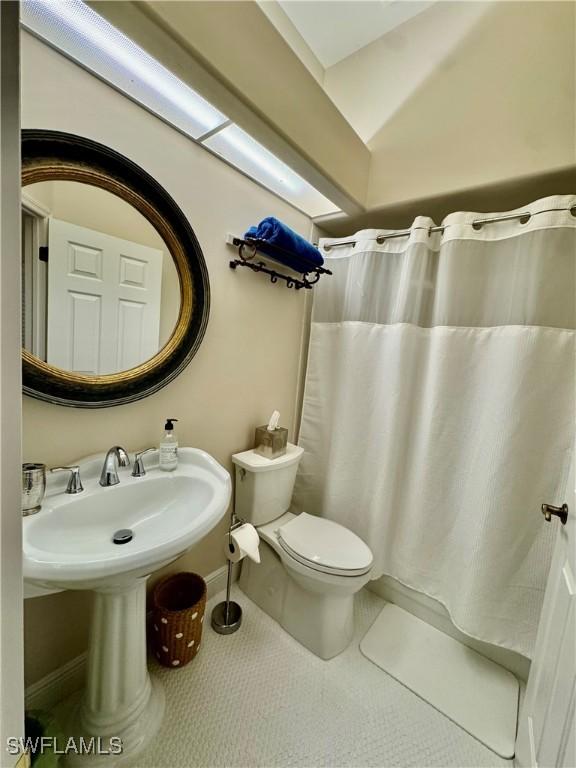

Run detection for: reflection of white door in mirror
[[47, 218, 163, 375], [22, 192, 50, 360]]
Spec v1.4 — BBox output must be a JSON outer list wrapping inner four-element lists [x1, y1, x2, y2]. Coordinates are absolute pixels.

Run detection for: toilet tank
[[232, 443, 304, 526]]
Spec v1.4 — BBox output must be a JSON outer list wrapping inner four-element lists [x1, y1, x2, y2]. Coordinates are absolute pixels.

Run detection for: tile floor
[[127, 586, 512, 768]]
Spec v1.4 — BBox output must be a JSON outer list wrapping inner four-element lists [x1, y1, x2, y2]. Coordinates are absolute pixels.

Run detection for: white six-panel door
[[47, 218, 163, 374], [516, 459, 575, 768]]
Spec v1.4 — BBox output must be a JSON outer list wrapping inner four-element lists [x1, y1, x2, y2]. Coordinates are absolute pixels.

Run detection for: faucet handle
[[50, 465, 84, 494], [132, 448, 156, 478]]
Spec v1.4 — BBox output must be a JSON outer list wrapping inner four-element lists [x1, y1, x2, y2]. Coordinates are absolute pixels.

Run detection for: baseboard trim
[[205, 562, 239, 600], [25, 563, 238, 712], [25, 652, 87, 712]]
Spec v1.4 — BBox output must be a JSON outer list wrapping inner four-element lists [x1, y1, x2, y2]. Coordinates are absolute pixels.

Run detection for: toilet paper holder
[[211, 515, 246, 635]]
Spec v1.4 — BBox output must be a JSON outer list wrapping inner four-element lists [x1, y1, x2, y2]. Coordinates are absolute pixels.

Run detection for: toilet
[[234, 443, 373, 659]]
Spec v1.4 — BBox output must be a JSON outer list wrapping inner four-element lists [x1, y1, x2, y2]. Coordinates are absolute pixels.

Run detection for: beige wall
[[323, 1, 576, 209], [22, 32, 311, 686]]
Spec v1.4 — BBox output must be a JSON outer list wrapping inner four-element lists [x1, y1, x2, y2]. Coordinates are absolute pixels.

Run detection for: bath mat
[[360, 603, 519, 758]]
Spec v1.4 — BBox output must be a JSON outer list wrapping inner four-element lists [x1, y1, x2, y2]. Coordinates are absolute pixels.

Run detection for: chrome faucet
[[99, 446, 130, 487]]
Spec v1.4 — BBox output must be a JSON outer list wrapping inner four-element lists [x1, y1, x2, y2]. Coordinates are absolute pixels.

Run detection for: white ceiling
[[279, 0, 436, 68]]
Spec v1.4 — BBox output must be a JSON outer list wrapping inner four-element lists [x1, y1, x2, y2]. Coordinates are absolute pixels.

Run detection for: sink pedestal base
[[63, 578, 165, 766]]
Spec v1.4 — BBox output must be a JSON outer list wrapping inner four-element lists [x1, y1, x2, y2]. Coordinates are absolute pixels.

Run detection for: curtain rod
[[321, 205, 576, 252]]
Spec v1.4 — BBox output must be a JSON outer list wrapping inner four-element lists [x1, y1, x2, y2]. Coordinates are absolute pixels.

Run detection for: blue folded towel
[[245, 217, 324, 273]]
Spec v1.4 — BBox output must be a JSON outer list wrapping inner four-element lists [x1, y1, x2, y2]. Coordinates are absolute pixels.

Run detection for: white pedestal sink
[[23, 448, 231, 765]]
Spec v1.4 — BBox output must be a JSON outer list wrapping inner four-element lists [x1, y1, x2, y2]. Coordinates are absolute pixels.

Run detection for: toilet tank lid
[[232, 443, 304, 472]]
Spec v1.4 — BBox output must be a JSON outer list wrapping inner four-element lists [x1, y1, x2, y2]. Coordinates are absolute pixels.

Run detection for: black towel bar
[[228, 236, 332, 291]]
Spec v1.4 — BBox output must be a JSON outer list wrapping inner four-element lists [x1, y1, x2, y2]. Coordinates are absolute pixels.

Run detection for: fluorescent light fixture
[[21, 0, 228, 138], [203, 125, 339, 217], [21, 0, 341, 217]]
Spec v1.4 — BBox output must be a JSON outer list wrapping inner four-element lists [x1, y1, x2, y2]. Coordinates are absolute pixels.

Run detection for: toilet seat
[[277, 512, 373, 577]]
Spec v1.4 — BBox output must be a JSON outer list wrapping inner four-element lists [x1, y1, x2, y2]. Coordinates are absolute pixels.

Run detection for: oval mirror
[[21, 130, 210, 408]]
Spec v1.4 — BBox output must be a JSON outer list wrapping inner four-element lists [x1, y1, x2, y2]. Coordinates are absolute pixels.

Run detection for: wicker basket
[[151, 572, 207, 668]]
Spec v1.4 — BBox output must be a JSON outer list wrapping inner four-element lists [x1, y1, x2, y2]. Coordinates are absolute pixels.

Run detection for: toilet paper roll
[[225, 523, 261, 564]]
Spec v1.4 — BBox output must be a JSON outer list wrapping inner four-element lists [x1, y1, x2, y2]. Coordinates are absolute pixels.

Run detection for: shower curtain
[[294, 195, 576, 659]]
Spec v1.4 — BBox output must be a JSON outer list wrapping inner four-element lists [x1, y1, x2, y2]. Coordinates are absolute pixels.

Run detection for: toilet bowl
[[233, 444, 373, 659]]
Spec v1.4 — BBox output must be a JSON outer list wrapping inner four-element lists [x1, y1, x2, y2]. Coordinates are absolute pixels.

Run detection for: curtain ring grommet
[[519, 213, 531, 225], [570, 206, 576, 218]]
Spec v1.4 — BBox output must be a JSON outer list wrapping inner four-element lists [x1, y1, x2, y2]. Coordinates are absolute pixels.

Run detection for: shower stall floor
[[126, 586, 511, 768]]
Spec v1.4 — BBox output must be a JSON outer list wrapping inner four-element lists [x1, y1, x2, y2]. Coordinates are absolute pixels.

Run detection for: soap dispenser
[[159, 418, 179, 471]]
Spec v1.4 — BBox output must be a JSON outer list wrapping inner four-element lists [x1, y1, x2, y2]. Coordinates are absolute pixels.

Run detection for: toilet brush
[[211, 516, 243, 634]]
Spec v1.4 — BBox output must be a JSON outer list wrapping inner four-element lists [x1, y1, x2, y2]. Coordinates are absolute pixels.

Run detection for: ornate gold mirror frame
[[22, 130, 210, 408]]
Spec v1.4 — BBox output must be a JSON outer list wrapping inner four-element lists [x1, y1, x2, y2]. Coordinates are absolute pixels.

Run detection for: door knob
[[541, 503, 568, 525]]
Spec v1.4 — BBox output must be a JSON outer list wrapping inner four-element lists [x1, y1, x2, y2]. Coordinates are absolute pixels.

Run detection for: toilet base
[[239, 541, 357, 659]]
